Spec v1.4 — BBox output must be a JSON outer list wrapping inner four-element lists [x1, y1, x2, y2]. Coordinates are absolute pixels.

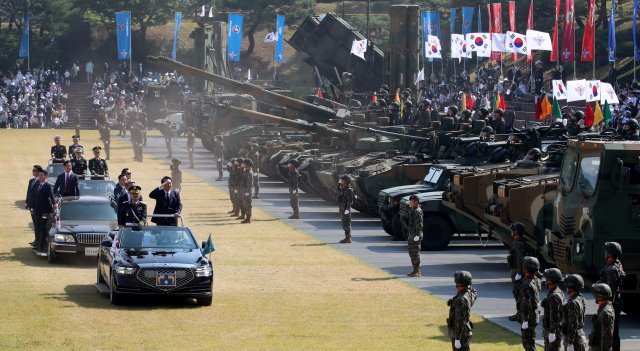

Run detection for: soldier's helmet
[[377, 99, 387, 107], [171, 158, 181, 165], [543, 268, 563, 283], [626, 118, 639, 130], [340, 174, 352, 182], [591, 283, 612, 300], [230, 157, 238, 164], [404, 100, 413, 108], [74, 147, 83, 154], [604, 241, 622, 258], [563, 274, 584, 291], [523, 256, 540, 273], [408, 195, 419, 201], [454, 270, 473, 286], [461, 109, 473, 119], [493, 108, 505, 116], [479, 107, 489, 115], [287, 159, 299, 167], [526, 148, 542, 161], [509, 221, 525, 234], [448, 105, 459, 115], [389, 102, 400, 110], [573, 110, 585, 120], [421, 98, 432, 106], [243, 158, 253, 166]]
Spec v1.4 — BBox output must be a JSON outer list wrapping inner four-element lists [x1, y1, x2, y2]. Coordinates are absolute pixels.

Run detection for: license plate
[[156, 272, 176, 287], [85, 247, 99, 256]]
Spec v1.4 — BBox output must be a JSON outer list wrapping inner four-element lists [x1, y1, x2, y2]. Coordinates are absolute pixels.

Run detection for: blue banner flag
[[450, 8, 457, 34], [18, 14, 29, 58], [171, 12, 182, 60], [116, 11, 131, 60], [462, 7, 474, 35], [634, 0, 639, 61], [275, 15, 285, 63], [608, 0, 616, 62], [422, 11, 440, 62], [227, 14, 244, 62]]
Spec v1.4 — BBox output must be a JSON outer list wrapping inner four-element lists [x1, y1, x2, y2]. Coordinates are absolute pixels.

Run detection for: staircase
[[62, 82, 97, 130]]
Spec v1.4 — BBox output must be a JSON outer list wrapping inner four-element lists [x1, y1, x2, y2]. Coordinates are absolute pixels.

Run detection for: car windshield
[[60, 202, 117, 221], [577, 156, 601, 197], [560, 149, 578, 194], [120, 228, 198, 250], [79, 180, 116, 197], [47, 163, 64, 179], [424, 167, 443, 185]]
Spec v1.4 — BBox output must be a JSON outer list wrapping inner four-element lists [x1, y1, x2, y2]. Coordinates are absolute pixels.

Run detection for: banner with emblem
[[586, 80, 601, 102], [561, 0, 575, 62], [581, 0, 596, 62], [467, 33, 491, 57], [566, 79, 588, 102], [116, 11, 131, 60], [425, 35, 442, 59], [608, 0, 616, 62], [600, 82, 619, 104], [506, 31, 529, 55], [275, 15, 285, 63], [461, 7, 474, 35], [227, 14, 244, 62], [18, 14, 29, 58], [634, 0, 639, 61], [171, 12, 182, 60], [553, 80, 568, 100], [421, 11, 440, 62], [526, 30, 552, 51]]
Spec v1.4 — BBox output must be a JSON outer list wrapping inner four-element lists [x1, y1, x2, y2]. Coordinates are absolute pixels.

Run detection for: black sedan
[[47, 196, 119, 263], [97, 225, 213, 306]]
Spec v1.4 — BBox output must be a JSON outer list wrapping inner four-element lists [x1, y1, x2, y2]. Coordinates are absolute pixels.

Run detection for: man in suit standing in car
[[53, 160, 80, 197], [34, 170, 56, 255], [148, 176, 182, 226]]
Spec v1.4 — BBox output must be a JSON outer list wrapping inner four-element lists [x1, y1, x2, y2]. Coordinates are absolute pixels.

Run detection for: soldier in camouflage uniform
[[214, 135, 225, 181], [542, 268, 564, 351], [88, 146, 109, 178], [98, 122, 111, 160], [250, 144, 260, 199], [237, 158, 253, 224], [71, 148, 87, 176], [170, 159, 182, 192], [163, 120, 173, 158], [131, 122, 144, 162], [595, 242, 625, 351], [401, 194, 423, 277], [186, 128, 195, 169], [589, 283, 615, 351], [507, 222, 530, 321], [287, 159, 300, 219], [563, 274, 588, 351], [337, 175, 354, 243], [447, 271, 477, 351], [518, 256, 542, 351], [227, 158, 239, 216]]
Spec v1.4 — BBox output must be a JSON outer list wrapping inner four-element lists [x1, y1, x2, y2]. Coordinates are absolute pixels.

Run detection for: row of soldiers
[[51, 135, 109, 176], [508, 222, 625, 351], [226, 157, 255, 224]]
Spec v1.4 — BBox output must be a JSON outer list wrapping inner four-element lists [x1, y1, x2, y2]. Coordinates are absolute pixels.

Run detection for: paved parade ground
[[0, 129, 637, 350]]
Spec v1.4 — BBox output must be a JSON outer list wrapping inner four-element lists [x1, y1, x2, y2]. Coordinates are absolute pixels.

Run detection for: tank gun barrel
[[344, 122, 434, 142], [147, 56, 341, 122]]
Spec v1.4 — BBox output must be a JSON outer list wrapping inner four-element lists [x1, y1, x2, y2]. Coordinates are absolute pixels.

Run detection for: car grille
[[76, 233, 108, 244], [136, 268, 194, 291], [377, 194, 386, 208], [559, 215, 575, 237]]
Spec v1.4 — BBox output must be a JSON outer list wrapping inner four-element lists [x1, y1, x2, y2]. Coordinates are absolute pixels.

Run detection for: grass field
[[0, 129, 530, 350]]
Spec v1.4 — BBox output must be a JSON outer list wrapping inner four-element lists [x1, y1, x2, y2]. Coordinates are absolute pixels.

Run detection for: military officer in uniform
[[214, 135, 225, 181], [237, 158, 253, 223], [624, 119, 639, 141], [508, 222, 530, 321], [250, 144, 260, 199], [542, 268, 564, 351], [337, 175, 354, 243], [447, 271, 477, 351], [131, 122, 144, 162], [88, 146, 109, 178], [118, 185, 147, 226], [287, 159, 300, 219], [518, 256, 542, 351], [71, 148, 87, 176], [163, 120, 173, 158], [98, 121, 111, 160], [596, 242, 625, 351], [401, 194, 423, 277], [68, 135, 83, 156], [51, 135, 67, 159], [491, 109, 507, 134], [563, 274, 588, 351], [186, 127, 195, 169], [228, 158, 240, 217], [170, 158, 182, 192], [589, 283, 615, 351]]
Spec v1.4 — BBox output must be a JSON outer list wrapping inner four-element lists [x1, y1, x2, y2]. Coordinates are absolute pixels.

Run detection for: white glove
[[413, 235, 420, 242], [244, 193, 249, 196], [566, 345, 574, 351], [515, 273, 522, 281], [344, 209, 350, 215], [454, 340, 461, 349], [521, 321, 528, 330], [548, 333, 556, 343], [217, 158, 222, 162], [234, 190, 238, 194]]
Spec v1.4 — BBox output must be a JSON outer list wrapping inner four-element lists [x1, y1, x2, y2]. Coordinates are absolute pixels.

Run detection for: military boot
[[508, 314, 519, 321], [339, 233, 352, 244], [407, 264, 421, 277], [241, 216, 251, 224], [236, 214, 245, 220], [229, 212, 239, 217], [288, 212, 300, 219]]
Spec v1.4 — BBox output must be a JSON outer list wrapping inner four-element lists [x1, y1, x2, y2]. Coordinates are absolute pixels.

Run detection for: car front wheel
[[47, 241, 56, 263], [109, 271, 122, 305]]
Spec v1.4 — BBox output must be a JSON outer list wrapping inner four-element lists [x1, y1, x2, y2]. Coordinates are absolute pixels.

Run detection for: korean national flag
[[553, 80, 568, 100], [506, 31, 529, 55], [425, 35, 442, 59], [586, 80, 601, 102], [466, 33, 491, 57]]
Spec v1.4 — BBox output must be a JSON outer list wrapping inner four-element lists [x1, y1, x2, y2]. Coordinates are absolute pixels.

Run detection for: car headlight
[[54, 233, 75, 243], [195, 266, 212, 277], [115, 266, 136, 275]]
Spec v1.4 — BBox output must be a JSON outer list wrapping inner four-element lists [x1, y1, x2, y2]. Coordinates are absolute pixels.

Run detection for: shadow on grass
[[14, 200, 26, 209], [3, 247, 96, 268], [351, 276, 399, 282], [46, 284, 207, 310], [429, 320, 523, 347], [290, 243, 329, 247]]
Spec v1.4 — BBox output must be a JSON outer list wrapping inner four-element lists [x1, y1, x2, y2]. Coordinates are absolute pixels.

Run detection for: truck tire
[[421, 214, 452, 251], [391, 213, 406, 241], [381, 220, 394, 235]]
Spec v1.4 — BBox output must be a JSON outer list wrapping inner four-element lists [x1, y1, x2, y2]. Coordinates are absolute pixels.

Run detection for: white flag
[[506, 31, 529, 55], [600, 82, 619, 104], [526, 30, 552, 51], [199, 5, 205, 17], [491, 33, 507, 53], [350, 39, 368, 60], [208, 6, 214, 18], [425, 35, 442, 59], [586, 80, 601, 102], [566, 79, 588, 102], [552, 80, 568, 100], [467, 33, 491, 57], [415, 68, 425, 85], [264, 32, 276, 43]]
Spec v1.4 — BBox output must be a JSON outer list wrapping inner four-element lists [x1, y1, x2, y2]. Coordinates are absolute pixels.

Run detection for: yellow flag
[[541, 95, 552, 118], [461, 93, 467, 112], [594, 100, 604, 125]]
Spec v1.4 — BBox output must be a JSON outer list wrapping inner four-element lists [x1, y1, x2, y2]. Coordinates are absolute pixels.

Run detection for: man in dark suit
[[148, 176, 182, 226], [26, 165, 43, 246], [33, 170, 56, 254], [114, 174, 128, 201], [53, 160, 80, 197]]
